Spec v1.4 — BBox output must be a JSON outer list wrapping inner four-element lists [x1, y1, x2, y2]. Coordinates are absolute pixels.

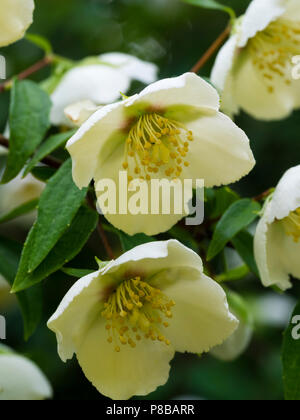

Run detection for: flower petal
[[94, 145, 187, 236], [102, 239, 203, 279], [66, 100, 127, 188], [64, 100, 100, 127], [0, 354, 52, 400], [128, 72, 220, 113], [182, 112, 255, 187], [50, 65, 130, 126], [0, 0, 34, 47], [162, 272, 238, 353], [47, 270, 105, 361], [99, 52, 158, 85], [233, 55, 295, 120], [254, 207, 292, 290], [267, 165, 300, 222], [211, 34, 238, 92], [76, 318, 174, 400], [282, 0, 300, 20], [238, 0, 286, 48]]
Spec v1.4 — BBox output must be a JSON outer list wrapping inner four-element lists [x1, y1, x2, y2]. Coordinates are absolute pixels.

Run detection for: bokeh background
[[0, 0, 299, 400]]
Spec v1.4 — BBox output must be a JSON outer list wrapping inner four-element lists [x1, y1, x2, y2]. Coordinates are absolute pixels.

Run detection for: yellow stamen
[[247, 19, 300, 93], [101, 276, 175, 352], [122, 113, 193, 181], [282, 207, 300, 242]]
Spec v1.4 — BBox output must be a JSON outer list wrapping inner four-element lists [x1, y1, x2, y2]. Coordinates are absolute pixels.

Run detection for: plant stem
[[86, 193, 115, 260], [190, 25, 231, 74], [0, 134, 61, 168], [0, 56, 53, 93]]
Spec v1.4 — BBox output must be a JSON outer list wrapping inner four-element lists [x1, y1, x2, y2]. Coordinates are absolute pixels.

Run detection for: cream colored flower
[[211, 0, 300, 120], [48, 240, 238, 400], [0, 346, 52, 400], [0, 0, 34, 47], [50, 53, 158, 126], [66, 72, 255, 236], [254, 165, 300, 291], [0, 173, 44, 224]]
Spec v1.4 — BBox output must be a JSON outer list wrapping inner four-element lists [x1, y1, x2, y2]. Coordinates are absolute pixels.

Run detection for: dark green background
[[0, 0, 299, 400]]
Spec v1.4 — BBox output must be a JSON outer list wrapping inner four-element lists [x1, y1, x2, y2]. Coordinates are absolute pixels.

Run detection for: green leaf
[[61, 267, 94, 278], [206, 187, 239, 220], [182, 0, 236, 20], [119, 231, 155, 252], [216, 265, 249, 283], [31, 166, 56, 182], [0, 236, 43, 340], [12, 205, 98, 292], [24, 130, 76, 176], [231, 230, 259, 277], [25, 33, 53, 54], [0, 199, 39, 224], [12, 160, 87, 286], [207, 199, 261, 261], [1, 80, 51, 183], [282, 301, 300, 400]]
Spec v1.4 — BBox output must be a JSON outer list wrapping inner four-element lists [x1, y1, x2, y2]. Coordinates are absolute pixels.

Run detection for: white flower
[[0, 0, 34, 47], [0, 346, 52, 400], [66, 72, 255, 236], [50, 53, 158, 126], [254, 165, 300, 291], [211, 0, 300, 120], [0, 173, 44, 223], [48, 240, 238, 400]]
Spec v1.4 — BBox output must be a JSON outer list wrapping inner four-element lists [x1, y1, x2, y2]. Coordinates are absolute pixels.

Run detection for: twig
[[0, 134, 61, 169], [86, 193, 115, 260], [0, 56, 53, 93], [190, 25, 231, 74], [253, 188, 273, 202]]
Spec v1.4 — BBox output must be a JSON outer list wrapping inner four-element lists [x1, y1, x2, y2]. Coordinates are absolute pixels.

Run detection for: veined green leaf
[[1, 80, 51, 183], [12, 160, 87, 285], [24, 130, 76, 176], [231, 230, 259, 277], [12, 205, 98, 292], [207, 199, 261, 261], [216, 265, 249, 283]]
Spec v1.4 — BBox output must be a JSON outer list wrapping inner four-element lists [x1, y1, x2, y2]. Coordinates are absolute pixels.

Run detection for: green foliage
[[118, 231, 155, 252], [24, 130, 76, 176], [282, 301, 300, 400], [0, 236, 43, 340], [231, 230, 259, 276], [207, 199, 261, 261], [12, 160, 88, 292], [1, 80, 51, 183], [0, 199, 39, 224], [182, 0, 236, 20], [12, 205, 98, 292]]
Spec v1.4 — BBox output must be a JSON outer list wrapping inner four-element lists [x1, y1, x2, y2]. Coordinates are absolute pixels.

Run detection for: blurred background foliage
[[0, 0, 299, 400]]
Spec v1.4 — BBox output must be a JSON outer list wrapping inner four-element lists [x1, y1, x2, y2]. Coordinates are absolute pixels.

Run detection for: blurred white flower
[[50, 53, 158, 126], [0, 173, 44, 226], [211, 292, 253, 362], [250, 293, 296, 328], [0, 346, 52, 401], [211, 0, 300, 120], [0, 0, 34, 47], [66, 72, 255, 236], [48, 240, 238, 400], [254, 165, 300, 290]]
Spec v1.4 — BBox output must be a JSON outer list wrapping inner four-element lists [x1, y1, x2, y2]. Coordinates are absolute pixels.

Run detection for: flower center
[[248, 18, 300, 93], [101, 276, 175, 352], [122, 113, 194, 182], [282, 207, 300, 242]]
